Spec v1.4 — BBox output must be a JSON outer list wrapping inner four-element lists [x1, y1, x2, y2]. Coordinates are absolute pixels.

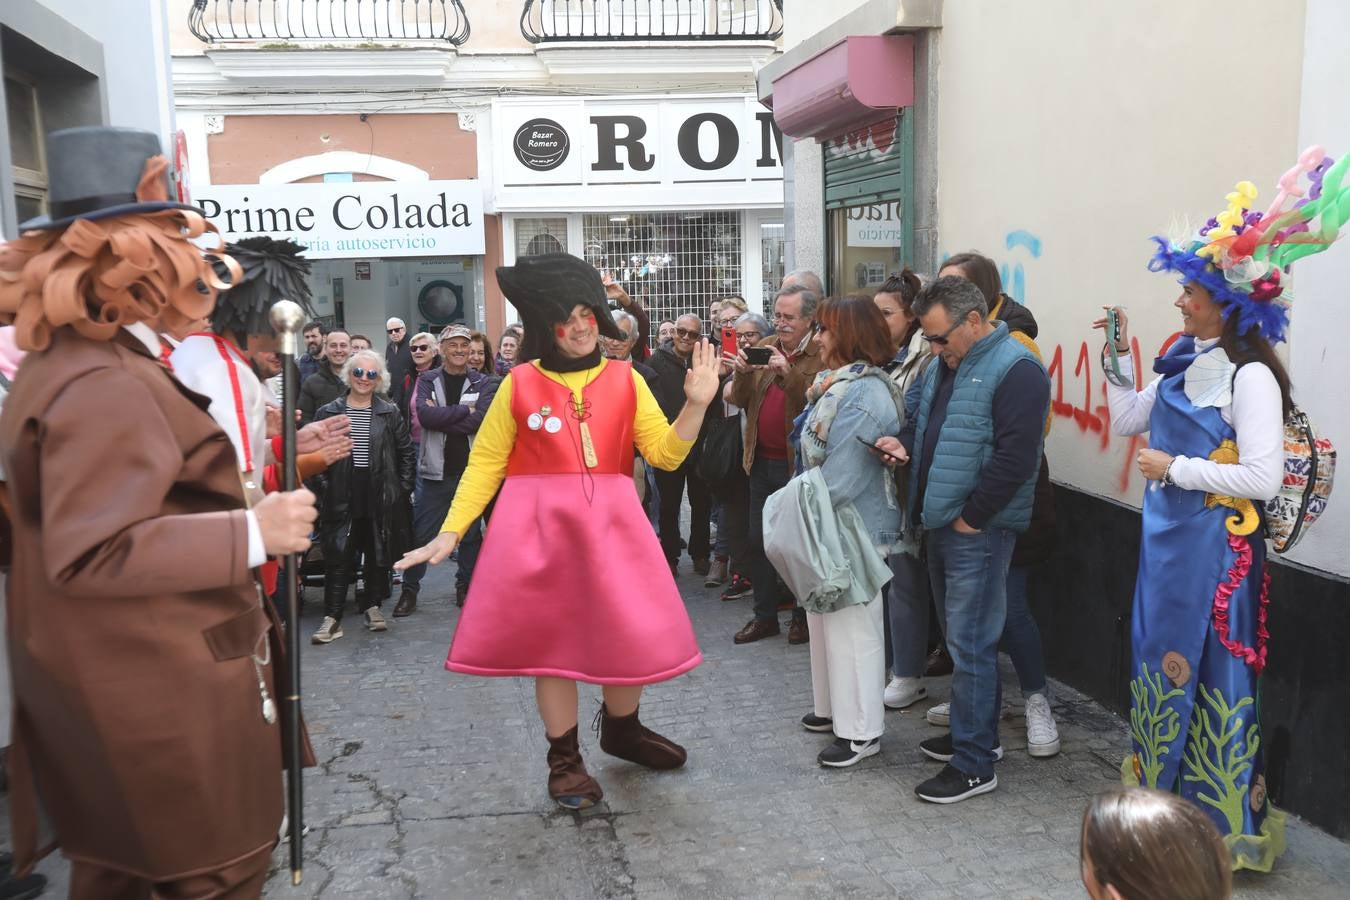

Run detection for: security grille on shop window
[[514, 217, 569, 258], [582, 211, 742, 342]]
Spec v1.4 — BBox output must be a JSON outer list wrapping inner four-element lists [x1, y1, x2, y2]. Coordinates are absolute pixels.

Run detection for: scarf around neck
[[538, 344, 603, 373]]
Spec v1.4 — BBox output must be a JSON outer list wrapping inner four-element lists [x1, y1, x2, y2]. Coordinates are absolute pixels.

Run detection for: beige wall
[[933, 0, 1306, 502], [206, 113, 477, 183]]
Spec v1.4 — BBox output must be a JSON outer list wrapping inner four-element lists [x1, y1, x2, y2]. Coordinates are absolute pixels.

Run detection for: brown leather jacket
[[0, 328, 298, 879], [727, 334, 825, 474]]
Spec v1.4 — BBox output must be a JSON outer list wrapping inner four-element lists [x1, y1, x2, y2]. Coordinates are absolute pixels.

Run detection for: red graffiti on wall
[[1048, 335, 1182, 492]]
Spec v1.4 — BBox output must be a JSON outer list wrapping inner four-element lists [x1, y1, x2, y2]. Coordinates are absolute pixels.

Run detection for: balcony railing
[[188, 0, 470, 46], [521, 0, 783, 43]]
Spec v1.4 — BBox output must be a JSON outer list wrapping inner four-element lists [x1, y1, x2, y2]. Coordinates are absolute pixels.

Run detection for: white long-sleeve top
[[1106, 336, 1284, 502]]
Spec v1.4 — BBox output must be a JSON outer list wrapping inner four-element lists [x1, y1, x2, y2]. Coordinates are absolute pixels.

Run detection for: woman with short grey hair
[[312, 349, 414, 644]]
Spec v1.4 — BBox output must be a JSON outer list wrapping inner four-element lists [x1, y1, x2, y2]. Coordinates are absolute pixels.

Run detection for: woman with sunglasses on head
[[312, 350, 416, 644]]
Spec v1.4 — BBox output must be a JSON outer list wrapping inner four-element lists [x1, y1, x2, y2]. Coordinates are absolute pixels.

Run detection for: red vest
[[508, 362, 636, 477]]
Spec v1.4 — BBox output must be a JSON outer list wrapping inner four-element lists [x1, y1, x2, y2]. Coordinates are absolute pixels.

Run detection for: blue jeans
[[1000, 564, 1047, 696], [927, 524, 1015, 778], [455, 496, 497, 589], [403, 472, 460, 591], [748, 455, 795, 623], [887, 549, 931, 678]]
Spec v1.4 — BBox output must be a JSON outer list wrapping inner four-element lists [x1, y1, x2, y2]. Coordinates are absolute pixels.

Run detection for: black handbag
[[697, 413, 744, 485]]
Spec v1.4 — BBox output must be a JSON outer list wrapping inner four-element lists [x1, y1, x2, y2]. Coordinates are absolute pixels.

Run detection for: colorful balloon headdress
[[1148, 147, 1350, 345]]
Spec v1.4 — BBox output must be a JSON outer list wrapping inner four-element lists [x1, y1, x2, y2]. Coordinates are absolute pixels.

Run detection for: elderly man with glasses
[[726, 276, 826, 645], [385, 316, 416, 410]]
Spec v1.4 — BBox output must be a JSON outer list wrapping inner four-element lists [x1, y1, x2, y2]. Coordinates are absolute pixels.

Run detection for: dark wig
[[209, 237, 314, 348]]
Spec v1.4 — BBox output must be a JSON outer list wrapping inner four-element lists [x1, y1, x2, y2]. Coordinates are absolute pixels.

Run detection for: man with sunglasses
[[648, 314, 713, 576], [397, 324, 499, 615], [385, 317, 416, 410], [877, 276, 1049, 804]]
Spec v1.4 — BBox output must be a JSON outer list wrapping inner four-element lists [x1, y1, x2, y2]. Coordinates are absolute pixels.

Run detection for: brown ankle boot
[[545, 726, 603, 810], [596, 704, 687, 770]]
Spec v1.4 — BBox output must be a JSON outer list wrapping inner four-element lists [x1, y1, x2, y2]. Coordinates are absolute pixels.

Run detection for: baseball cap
[[438, 324, 473, 342]]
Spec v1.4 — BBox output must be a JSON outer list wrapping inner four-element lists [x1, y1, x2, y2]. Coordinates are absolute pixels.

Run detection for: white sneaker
[[312, 616, 343, 644], [365, 607, 388, 632], [1024, 692, 1061, 757], [884, 677, 927, 710], [926, 701, 950, 726]]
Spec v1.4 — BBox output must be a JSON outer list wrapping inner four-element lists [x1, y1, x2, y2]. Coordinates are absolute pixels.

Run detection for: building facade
[[170, 0, 787, 342], [765, 0, 1350, 838], [1, 0, 176, 238]]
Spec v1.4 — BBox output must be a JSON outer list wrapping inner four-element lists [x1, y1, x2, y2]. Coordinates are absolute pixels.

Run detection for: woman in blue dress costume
[[1096, 147, 1350, 872]]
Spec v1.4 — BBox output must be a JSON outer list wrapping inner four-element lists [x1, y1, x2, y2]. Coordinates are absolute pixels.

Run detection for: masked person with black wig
[[398, 254, 720, 810]]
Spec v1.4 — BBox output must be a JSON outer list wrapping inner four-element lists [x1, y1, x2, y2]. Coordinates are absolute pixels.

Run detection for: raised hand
[[394, 532, 460, 572], [1091, 306, 1131, 351], [683, 338, 721, 408]]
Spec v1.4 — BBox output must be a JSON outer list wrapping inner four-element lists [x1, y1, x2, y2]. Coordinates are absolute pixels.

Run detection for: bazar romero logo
[[513, 119, 570, 171]]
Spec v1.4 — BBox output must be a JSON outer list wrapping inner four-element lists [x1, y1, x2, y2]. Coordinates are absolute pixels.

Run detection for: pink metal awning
[[768, 35, 915, 140]]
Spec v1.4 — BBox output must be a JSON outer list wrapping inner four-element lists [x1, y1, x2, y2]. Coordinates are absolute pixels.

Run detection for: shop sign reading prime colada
[[192, 180, 485, 259]]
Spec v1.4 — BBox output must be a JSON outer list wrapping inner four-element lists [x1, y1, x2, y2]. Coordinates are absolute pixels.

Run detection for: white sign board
[[192, 180, 485, 259], [847, 201, 903, 247], [492, 96, 784, 211]]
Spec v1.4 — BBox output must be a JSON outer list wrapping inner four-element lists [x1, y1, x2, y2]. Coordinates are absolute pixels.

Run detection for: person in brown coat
[[0, 127, 316, 899], [726, 277, 826, 646]]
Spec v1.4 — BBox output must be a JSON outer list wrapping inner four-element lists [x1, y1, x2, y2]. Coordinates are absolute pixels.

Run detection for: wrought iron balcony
[[188, 0, 470, 46], [521, 0, 783, 43]]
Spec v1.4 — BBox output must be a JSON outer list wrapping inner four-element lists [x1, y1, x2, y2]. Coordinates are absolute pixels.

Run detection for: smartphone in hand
[[721, 326, 738, 358], [855, 434, 904, 464], [744, 346, 772, 366], [1106, 307, 1123, 378]]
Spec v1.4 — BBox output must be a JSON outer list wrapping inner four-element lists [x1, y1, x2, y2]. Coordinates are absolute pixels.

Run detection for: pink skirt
[[446, 473, 702, 685]]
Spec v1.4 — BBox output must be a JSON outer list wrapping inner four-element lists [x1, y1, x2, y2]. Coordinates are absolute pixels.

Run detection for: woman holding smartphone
[[794, 295, 904, 767]]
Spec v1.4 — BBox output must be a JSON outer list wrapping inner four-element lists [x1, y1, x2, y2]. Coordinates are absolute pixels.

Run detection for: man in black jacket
[[648, 313, 712, 575], [299, 329, 351, 425], [385, 317, 415, 409]]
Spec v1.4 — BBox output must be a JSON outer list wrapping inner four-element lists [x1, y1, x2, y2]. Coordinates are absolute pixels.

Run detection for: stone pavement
[[8, 561, 1350, 899]]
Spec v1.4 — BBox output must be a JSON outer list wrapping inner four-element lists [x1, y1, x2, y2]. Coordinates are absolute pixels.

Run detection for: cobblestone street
[[9, 559, 1350, 899]]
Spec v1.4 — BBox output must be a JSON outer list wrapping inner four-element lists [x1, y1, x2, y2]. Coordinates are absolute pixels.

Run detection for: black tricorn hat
[[19, 126, 200, 231], [495, 254, 623, 359]]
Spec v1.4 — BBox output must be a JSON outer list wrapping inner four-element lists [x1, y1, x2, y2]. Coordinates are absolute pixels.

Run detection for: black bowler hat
[[19, 126, 200, 231], [496, 254, 623, 358]]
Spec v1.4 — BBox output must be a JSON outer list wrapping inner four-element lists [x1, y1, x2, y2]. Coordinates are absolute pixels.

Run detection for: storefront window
[[305, 256, 481, 346], [760, 220, 785, 301], [823, 114, 909, 297], [829, 201, 903, 298], [515, 217, 568, 257], [582, 210, 742, 329]]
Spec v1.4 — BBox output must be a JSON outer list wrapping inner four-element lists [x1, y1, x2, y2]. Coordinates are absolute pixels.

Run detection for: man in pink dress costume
[[398, 254, 720, 809]]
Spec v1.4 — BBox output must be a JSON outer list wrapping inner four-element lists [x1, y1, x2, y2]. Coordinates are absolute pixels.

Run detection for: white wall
[[932, 0, 1309, 522], [41, 0, 176, 141], [1282, 0, 1350, 576]]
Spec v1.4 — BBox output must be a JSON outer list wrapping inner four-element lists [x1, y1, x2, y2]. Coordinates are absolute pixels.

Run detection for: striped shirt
[[346, 403, 373, 468]]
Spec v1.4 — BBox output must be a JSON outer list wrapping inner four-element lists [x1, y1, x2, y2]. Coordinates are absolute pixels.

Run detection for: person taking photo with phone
[[727, 273, 827, 646]]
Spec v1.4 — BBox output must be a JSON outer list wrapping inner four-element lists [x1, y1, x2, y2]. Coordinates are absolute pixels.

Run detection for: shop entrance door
[[746, 212, 786, 314]]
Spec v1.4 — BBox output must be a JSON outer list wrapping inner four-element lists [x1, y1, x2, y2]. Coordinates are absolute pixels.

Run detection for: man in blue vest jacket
[[881, 276, 1049, 804]]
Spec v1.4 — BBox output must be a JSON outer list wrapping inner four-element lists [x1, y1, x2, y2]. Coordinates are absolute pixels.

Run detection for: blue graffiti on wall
[[1001, 230, 1042, 304], [938, 229, 1043, 304]]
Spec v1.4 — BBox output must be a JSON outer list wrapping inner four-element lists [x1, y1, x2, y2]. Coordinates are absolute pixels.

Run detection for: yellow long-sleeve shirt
[[441, 359, 694, 536]]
